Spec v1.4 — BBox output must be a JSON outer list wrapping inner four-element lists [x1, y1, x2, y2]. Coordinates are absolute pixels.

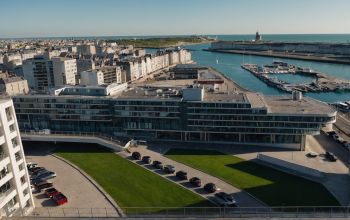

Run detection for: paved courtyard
[[23, 143, 117, 217]]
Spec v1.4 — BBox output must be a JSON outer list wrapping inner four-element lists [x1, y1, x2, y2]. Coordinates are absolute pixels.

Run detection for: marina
[[241, 62, 350, 93]]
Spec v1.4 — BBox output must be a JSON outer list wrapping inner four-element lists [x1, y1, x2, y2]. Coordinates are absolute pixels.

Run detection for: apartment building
[[0, 77, 29, 96], [117, 48, 192, 83], [77, 45, 96, 55], [0, 99, 34, 217], [80, 70, 104, 86], [13, 87, 336, 150], [76, 58, 95, 75], [22, 56, 54, 92], [95, 66, 121, 84], [52, 57, 77, 86]]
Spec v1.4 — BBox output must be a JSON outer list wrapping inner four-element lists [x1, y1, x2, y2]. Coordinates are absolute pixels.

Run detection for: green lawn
[[107, 37, 211, 48], [53, 143, 212, 212], [166, 149, 339, 207]]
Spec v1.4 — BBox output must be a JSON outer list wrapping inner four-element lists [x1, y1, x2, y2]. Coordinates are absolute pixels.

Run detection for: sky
[[1, 0, 350, 38]]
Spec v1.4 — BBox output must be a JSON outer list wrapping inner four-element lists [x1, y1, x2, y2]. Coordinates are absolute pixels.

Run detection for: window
[[11, 138, 18, 148], [18, 163, 24, 171], [20, 176, 26, 185], [9, 124, 15, 133], [15, 152, 21, 161]]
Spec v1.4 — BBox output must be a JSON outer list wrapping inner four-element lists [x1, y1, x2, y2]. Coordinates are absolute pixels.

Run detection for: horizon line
[[1, 33, 350, 40]]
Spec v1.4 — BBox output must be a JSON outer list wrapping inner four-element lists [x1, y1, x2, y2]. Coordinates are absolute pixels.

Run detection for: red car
[[45, 188, 60, 198], [52, 193, 68, 206]]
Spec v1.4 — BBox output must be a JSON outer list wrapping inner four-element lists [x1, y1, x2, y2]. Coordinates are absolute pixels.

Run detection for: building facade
[[52, 57, 77, 87], [0, 77, 29, 96], [0, 99, 34, 217], [12, 91, 336, 150], [80, 70, 104, 86], [22, 56, 54, 92]]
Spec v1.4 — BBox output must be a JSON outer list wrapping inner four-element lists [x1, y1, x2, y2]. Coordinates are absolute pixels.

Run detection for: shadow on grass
[[23, 141, 114, 156], [225, 161, 340, 206]]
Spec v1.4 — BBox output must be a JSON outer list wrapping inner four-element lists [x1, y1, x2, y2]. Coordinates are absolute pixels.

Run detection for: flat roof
[[263, 96, 336, 115]]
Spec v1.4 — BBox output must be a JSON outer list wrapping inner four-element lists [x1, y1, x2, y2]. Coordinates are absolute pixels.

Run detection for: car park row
[[326, 130, 350, 151], [131, 151, 237, 207], [27, 162, 68, 206]]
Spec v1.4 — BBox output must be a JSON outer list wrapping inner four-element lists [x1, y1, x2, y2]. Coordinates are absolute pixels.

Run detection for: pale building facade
[[52, 57, 77, 87], [0, 99, 34, 217]]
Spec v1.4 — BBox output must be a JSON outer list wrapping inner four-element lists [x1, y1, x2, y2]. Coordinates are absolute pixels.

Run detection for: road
[[118, 146, 265, 208]]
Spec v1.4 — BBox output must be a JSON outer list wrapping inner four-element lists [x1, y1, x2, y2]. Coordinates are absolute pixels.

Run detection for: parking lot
[[24, 144, 116, 210], [118, 146, 265, 208]]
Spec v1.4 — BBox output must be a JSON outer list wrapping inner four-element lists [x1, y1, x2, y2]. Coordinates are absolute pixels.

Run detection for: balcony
[[0, 186, 16, 208], [0, 136, 5, 145], [0, 155, 10, 169], [0, 171, 13, 187]]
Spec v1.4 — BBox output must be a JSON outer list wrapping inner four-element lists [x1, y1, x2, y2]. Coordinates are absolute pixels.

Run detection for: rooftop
[[263, 96, 336, 115]]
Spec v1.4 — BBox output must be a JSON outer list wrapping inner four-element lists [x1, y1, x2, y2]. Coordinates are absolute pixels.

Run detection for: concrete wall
[[257, 153, 324, 179]]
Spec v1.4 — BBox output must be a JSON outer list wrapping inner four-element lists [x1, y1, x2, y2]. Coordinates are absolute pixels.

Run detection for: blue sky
[[1, 0, 350, 38]]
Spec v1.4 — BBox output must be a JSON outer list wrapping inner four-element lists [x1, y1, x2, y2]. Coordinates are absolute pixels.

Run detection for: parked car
[[34, 181, 53, 191], [189, 177, 201, 187], [332, 134, 339, 141], [325, 151, 338, 162], [176, 170, 188, 180], [52, 193, 68, 206], [343, 141, 350, 150], [33, 171, 57, 182], [27, 163, 38, 170], [214, 192, 237, 207], [32, 169, 51, 178], [327, 131, 336, 136], [163, 165, 175, 174], [152, 160, 163, 169], [204, 183, 217, 193], [45, 188, 60, 198], [131, 151, 141, 160], [306, 151, 318, 158], [142, 156, 152, 164], [29, 167, 45, 175]]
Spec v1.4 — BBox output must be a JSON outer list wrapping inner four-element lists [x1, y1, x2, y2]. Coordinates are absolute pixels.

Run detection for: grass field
[[166, 149, 339, 207], [54, 143, 212, 212], [108, 37, 211, 48]]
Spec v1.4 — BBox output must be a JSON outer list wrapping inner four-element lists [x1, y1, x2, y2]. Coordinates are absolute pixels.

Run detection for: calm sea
[[150, 34, 350, 103]]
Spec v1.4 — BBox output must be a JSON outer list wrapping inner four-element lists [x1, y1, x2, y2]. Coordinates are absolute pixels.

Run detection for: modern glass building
[[12, 86, 336, 150]]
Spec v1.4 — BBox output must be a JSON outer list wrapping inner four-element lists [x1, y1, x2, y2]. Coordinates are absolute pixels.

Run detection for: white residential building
[[0, 77, 29, 96], [80, 70, 104, 86], [52, 57, 77, 87], [0, 99, 34, 217]]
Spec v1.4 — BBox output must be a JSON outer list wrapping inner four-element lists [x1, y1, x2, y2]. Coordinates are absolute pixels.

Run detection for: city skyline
[[1, 0, 350, 38]]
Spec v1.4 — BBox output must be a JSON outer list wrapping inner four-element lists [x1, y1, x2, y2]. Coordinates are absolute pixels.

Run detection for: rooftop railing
[[11, 206, 350, 218], [20, 130, 124, 146]]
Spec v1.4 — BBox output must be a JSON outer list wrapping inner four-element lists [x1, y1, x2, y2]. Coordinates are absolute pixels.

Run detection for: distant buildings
[[95, 66, 121, 84], [80, 70, 104, 86], [0, 99, 34, 217], [0, 77, 29, 96], [118, 48, 192, 82], [76, 58, 95, 75], [22, 56, 54, 92], [52, 57, 77, 86], [77, 44, 96, 55]]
